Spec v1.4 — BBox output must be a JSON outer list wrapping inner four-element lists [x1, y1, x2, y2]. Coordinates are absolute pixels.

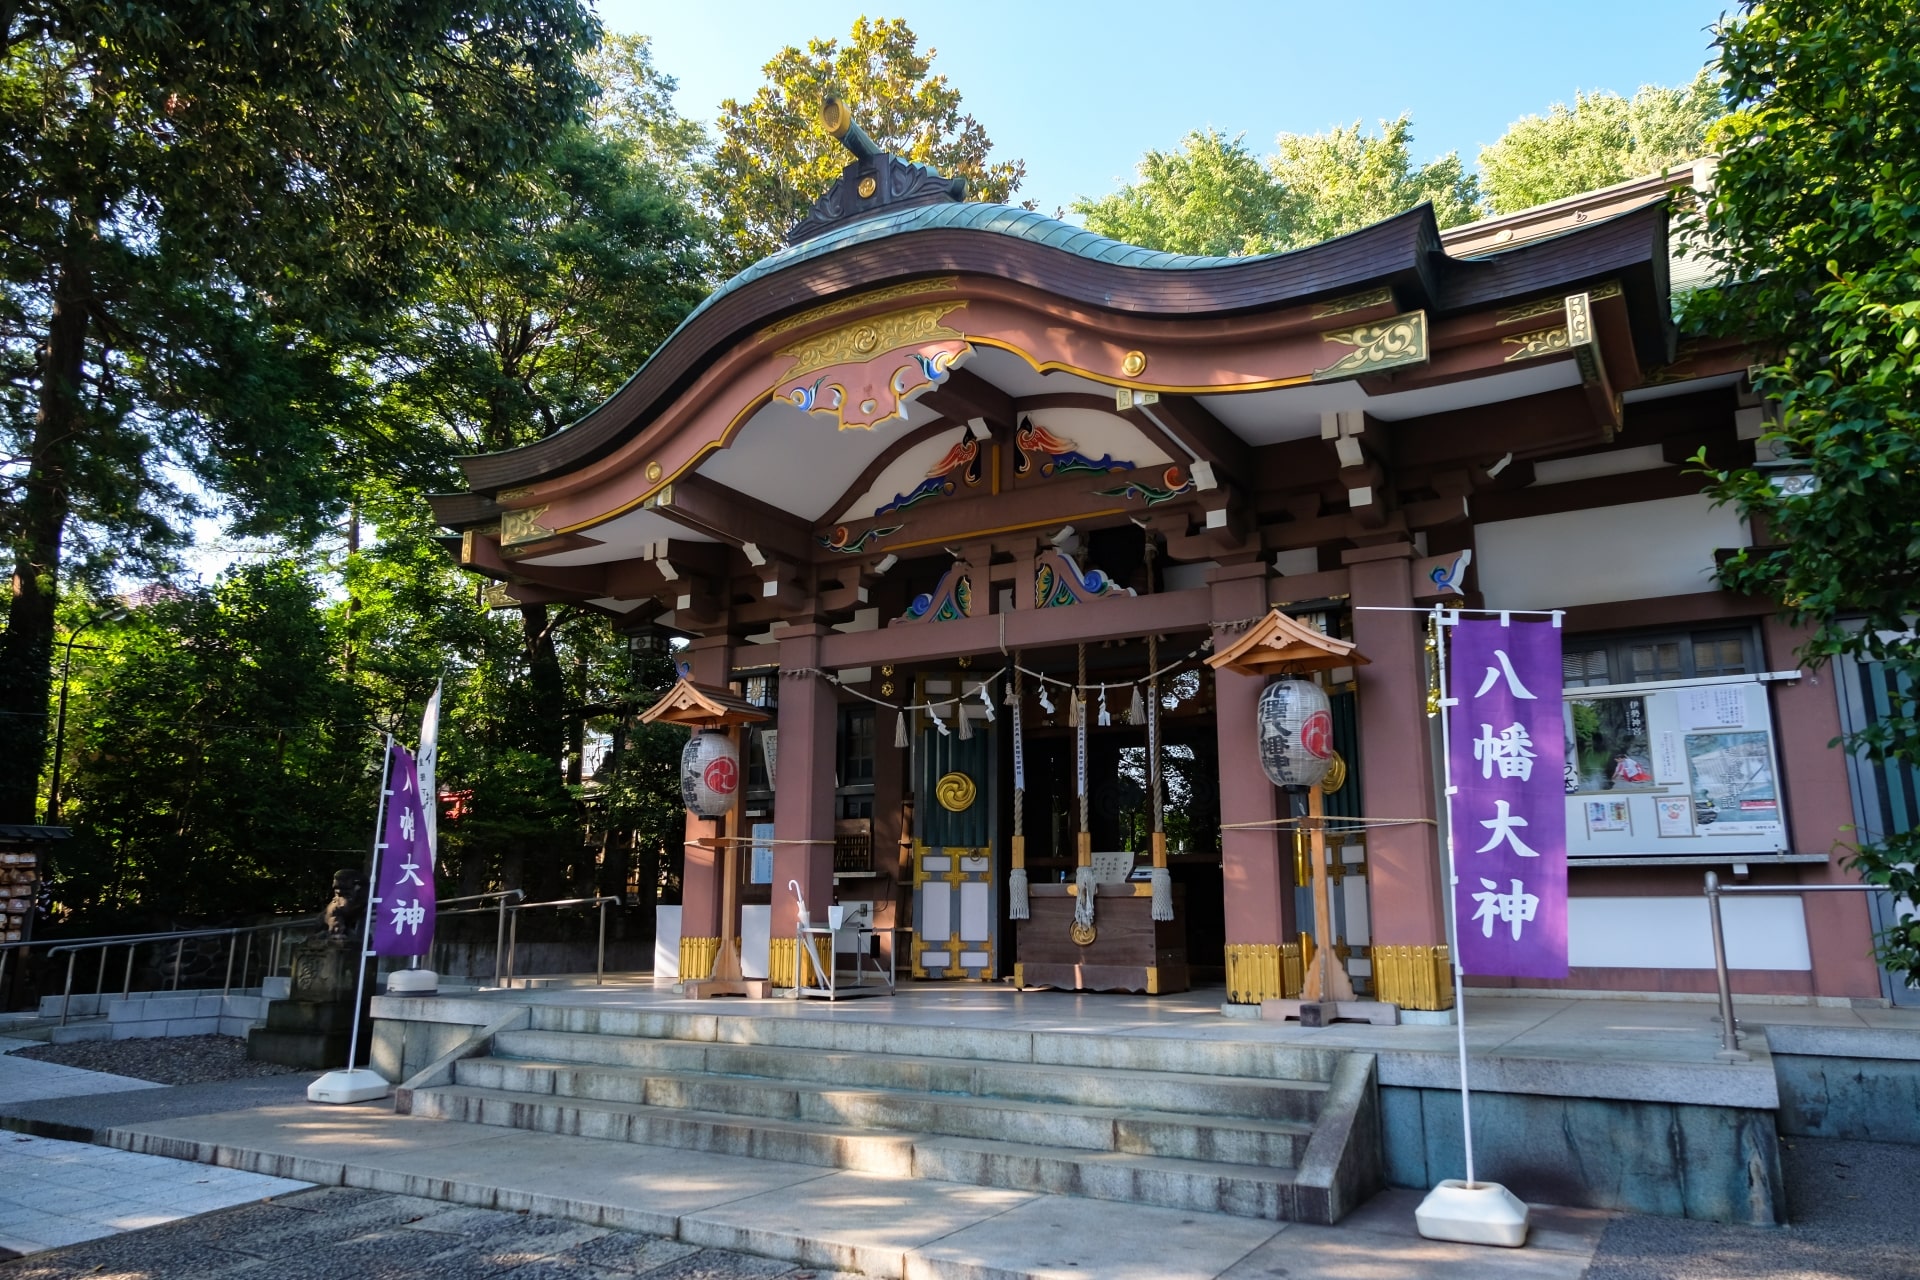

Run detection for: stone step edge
[[458, 1057, 1319, 1139], [94, 1123, 1008, 1279], [407, 1085, 1307, 1182], [493, 1029, 1334, 1098], [515, 1005, 1349, 1080]]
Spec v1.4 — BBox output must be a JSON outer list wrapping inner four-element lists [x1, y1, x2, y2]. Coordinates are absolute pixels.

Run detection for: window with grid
[[1562, 626, 1760, 689]]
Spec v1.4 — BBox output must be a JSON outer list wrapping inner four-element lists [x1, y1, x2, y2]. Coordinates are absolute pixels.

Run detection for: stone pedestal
[[247, 934, 367, 1069]]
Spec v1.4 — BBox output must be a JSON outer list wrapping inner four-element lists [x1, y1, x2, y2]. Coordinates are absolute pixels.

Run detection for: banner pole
[[344, 733, 394, 1075], [1432, 609, 1475, 1188]]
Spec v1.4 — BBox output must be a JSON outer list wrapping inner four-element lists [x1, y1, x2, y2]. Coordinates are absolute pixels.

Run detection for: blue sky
[[602, 1, 1733, 217]]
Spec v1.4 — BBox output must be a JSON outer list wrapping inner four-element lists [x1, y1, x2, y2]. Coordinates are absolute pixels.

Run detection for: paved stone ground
[[0, 1187, 859, 1280], [0, 1132, 309, 1259], [1584, 1135, 1920, 1280]]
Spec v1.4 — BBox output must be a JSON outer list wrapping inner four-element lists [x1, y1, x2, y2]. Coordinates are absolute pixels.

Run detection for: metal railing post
[[0, 950, 9, 1003], [495, 896, 508, 988], [171, 939, 183, 990], [223, 931, 236, 996], [1704, 872, 1750, 1062], [506, 907, 519, 990], [95, 948, 108, 1001], [123, 943, 135, 997], [60, 951, 77, 1026], [241, 933, 253, 991], [597, 899, 608, 986]]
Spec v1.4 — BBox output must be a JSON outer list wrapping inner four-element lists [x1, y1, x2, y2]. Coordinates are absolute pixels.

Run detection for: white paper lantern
[[1256, 679, 1334, 789], [681, 731, 740, 817]]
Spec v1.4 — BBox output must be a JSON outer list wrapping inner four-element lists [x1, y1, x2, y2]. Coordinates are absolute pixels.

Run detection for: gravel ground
[[0, 1186, 857, 1279], [1584, 1135, 1920, 1280], [8, 1035, 298, 1085]]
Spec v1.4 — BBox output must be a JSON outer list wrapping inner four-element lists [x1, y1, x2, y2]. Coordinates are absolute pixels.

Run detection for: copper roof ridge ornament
[[788, 95, 968, 247]]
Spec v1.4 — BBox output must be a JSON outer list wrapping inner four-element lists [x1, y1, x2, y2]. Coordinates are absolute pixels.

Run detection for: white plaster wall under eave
[[1473, 493, 1749, 611]]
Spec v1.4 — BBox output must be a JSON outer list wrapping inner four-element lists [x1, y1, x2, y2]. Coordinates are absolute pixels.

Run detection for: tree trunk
[[0, 257, 88, 825]]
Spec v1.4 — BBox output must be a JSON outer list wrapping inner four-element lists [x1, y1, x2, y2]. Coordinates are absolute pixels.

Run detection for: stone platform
[[360, 980, 1920, 1227]]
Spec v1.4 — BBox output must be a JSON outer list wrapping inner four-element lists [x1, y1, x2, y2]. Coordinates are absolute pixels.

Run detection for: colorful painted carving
[[1014, 418, 1133, 478], [1034, 547, 1134, 608], [819, 524, 903, 554], [1093, 464, 1196, 507], [773, 303, 971, 430], [875, 425, 983, 516], [900, 563, 973, 624]]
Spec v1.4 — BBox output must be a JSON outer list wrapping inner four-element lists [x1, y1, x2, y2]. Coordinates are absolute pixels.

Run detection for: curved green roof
[[684, 202, 1261, 336]]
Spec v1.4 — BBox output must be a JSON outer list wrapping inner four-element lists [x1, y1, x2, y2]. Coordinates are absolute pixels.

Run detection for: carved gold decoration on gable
[[1312, 287, 1394, 319], [761, 277, 959, 338], [499, 505, 553, 546], [480, 582, 517, 610], [1496, 280, 1620, 326], [1565, 292, 1595, 346], [777, 302, 965, 380], [496, 487, 536, 503], [1312, 311, 1429, 381], [1503, 326, 1570, 361]]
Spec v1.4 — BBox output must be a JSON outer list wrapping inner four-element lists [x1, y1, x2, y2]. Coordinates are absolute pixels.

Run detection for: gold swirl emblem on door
[[1069, 920, 1097, 947], [935, 772, 976, 812]]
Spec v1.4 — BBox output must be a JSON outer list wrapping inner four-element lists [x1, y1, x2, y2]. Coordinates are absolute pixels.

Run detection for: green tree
[[0, 2, 599, 826], [1270, 115, 1481, 246], [1074, 116, 1478, 257], [702, 16, 1026, 274], [1071, 130, 1286, 258], [1479, 71, 1721, 213], [1684, 1, 1920, 976], [56, 565, 371, 924]]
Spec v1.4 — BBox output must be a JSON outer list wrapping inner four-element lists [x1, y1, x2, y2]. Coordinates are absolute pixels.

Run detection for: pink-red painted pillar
[[1209, 562, 1294, 948], [678, 636, 731, 941], [1344, 543, 1444, 947], [773, 624, 838, 943]]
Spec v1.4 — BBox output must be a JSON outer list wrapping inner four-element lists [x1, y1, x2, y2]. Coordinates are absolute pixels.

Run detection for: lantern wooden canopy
[[640, 678, 770, 729], [1205, 609, 1369, 678], [1207, 608, 1380, 1018]]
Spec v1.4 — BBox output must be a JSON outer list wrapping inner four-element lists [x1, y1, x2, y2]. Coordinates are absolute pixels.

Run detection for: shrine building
[[431, 108, 1888, 1011]]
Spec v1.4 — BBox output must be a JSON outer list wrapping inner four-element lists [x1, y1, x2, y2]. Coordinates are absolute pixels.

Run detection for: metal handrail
[[8, 915, 322, 1027], [500, 895, 623, 990], [1703, 871, 1902, 1061]]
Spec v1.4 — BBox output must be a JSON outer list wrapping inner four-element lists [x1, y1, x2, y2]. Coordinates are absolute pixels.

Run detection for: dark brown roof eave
[[457, 201, 1670, 495]]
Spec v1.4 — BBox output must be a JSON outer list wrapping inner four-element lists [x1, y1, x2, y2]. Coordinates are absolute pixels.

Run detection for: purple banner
[[1447, 618, 1567, 978], [370, 742, 436, 957]]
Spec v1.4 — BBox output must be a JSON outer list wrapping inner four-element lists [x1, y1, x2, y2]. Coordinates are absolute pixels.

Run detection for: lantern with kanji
[[1256, 678, 1334, 790], [681, 730, 740, 817]]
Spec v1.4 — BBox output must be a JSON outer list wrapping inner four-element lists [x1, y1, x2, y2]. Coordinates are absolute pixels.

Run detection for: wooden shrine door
[[910, 677, 996, 979]]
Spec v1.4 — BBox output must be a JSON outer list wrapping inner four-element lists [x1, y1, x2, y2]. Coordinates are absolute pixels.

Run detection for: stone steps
[[488, 1028, 1329, 1121], [404, 1084, 1328, 1220], [447, 1056, 1317, 1166], [395, 1006, 1382, 1224]]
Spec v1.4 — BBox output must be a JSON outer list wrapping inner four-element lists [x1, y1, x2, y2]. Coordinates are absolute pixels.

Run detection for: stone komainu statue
[[321, 869, 366, 939]]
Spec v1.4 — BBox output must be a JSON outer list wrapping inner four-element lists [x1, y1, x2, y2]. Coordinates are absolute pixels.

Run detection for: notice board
[[1558, 678, 1789, 858]]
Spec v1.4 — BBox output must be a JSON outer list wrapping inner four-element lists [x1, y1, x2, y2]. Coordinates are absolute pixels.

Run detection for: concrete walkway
[[0, 1033, 311, 1258], [0, 1132, 310, 1258], [94, 1101, 1611, 1279], [0, 1037, 159, 1106]]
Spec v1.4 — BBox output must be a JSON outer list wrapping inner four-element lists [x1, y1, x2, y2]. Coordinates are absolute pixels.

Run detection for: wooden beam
[[1130, 395, 1253, 482], [1387, 386, 1609, 469], [649, 473, 812, 565], [919, 365, 1015, 428], [818, 585, 1217, 667]]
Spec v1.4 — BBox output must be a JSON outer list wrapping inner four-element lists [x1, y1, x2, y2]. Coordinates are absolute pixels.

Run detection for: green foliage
[[1682, 1, 1920, 976], [1074, 116, 1479, 257], [1479, 70, 1721, 213], [701, 16, 1026, 274], [0, 1, 601, 824], [56, 565, 372, 923]]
